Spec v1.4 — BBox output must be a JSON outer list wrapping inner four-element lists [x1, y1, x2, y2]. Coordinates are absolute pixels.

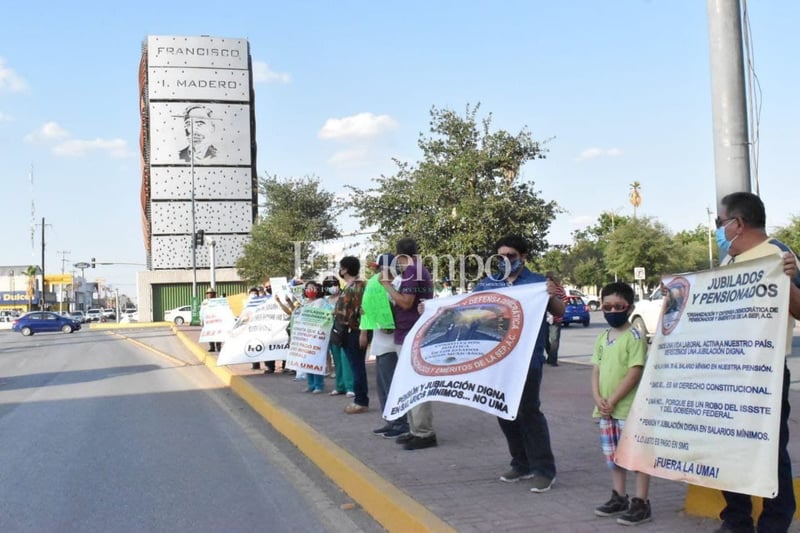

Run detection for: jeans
[[330, 344, 354, 393], [306, 373, 324, 391], [498, 365, 556, 479], [545, 324, 561, 364], [375, 352, 408, 432], [343, 329, 368, 407], [720, 365, 795, 533]]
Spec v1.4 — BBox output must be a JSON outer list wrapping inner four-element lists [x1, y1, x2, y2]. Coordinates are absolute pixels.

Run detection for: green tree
[[672, 224, 714, 272], [347, 104, 559, 283], [236, 175, 340, 283], [530, 246, 568, 277], [773, 215, 800, 254], [604, 217, 675, 289]]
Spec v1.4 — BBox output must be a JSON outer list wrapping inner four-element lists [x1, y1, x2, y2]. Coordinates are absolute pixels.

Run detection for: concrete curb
[[171, 326, 456, 533]]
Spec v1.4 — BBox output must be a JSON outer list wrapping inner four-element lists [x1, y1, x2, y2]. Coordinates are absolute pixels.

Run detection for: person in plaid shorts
[[591, 282, 651, 526]]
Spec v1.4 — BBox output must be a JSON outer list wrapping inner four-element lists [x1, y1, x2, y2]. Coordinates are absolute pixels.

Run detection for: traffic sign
[[634, 267, 646, 280], [74, 262, 91, 269]]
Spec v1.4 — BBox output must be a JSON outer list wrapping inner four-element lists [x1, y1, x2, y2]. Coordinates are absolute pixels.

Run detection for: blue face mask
[[490, 257, 523, 280], [603, 311, 629, 328], [715, 224, 736, 260]]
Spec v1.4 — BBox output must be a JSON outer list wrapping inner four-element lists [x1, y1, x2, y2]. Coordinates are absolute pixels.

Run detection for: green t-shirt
[[591, 327, 647, 420]]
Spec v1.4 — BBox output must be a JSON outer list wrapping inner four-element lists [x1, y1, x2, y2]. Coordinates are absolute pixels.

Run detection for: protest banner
[[285, 302, 334, 375], [270, 277, 291, 304], [383, 283, 549, 421], [198, 297, 236, 343], [216, 296, 290, 365], [616, 255, 790, 497]]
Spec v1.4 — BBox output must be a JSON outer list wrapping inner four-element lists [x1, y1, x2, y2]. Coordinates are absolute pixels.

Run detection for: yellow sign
[[45, 273, 73, 284]]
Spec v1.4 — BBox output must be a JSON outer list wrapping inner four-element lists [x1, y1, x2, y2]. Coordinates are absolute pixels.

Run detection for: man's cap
[[206, 288, 216, 294], [370, 253, 395, 269]]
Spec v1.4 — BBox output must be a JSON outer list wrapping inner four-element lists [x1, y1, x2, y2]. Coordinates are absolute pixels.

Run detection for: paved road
[[0, 328, 380, 533]]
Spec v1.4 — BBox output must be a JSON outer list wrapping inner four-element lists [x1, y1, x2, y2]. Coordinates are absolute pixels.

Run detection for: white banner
[[199, 297, 236, 342], [216, 296, 290, 365], [383, 283, 549, 421], [616, 255, 790, 497], [285, 304, 334, 375]]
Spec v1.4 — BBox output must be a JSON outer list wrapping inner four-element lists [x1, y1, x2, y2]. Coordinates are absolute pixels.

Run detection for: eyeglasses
[[601, 303, 629, 313], [715, 216, 736, 229]]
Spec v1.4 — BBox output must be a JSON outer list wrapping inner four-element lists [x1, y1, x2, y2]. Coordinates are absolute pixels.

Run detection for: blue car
[[561, 296, 590, 327], [12, 311, 82, 336]]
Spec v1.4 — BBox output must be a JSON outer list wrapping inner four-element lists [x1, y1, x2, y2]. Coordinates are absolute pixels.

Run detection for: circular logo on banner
[[661, 276, 690, 336], [244, 338, 266, 358], [410, 292, 524, 376]]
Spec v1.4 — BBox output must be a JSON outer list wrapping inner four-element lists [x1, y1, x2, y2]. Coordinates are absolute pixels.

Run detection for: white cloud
[[252, 61, 291, 84], [53, 138, 131, 158], [577, 147, 623, 161], [319, 112, 398, 141], [25, 121, 70, 142], [0, 111, 12, 122], [25, 121, 131, 157], [0, 57, 27, 92], [327, 147, 369, 167]]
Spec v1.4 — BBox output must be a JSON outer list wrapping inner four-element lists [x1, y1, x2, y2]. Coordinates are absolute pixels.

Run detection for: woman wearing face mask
[[323, 276, 355, 397], [296, 281, 329, 393]]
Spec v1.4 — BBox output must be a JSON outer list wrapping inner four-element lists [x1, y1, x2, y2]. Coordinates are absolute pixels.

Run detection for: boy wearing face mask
[[591, 282, 651, 526]]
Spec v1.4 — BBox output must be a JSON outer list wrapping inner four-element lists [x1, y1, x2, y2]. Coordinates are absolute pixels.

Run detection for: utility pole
[[58, 250, 70, 312], [40, 217, 46, 310], [707, 0, 751, 203]]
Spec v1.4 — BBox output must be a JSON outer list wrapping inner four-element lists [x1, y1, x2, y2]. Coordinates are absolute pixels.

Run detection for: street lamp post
[[189, 118, 199, 326]]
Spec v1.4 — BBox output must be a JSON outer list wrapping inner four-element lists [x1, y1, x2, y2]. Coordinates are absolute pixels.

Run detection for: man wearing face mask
[[473, 234, 565, 493], [714, 192, 800, 533], [323, 276, 354, 397]]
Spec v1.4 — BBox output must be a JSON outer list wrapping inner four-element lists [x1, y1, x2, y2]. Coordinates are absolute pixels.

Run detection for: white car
[[629, 287, 664, 339], [164, 305, 192, 325]]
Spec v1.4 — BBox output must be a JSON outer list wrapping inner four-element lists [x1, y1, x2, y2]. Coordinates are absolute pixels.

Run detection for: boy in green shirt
[[591, 282, 651, 526]]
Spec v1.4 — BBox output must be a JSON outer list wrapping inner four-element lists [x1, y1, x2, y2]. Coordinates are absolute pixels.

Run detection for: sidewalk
[[176, 327, 799, 532]]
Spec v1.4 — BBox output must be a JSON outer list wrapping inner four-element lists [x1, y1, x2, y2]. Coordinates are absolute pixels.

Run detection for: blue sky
[[1, 1, 798, 300]]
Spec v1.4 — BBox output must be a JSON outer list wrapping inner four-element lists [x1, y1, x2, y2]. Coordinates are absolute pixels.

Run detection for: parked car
[[567, 289, 600, 311], [86, 308, 103, 322], [69, 311, 88, 323], [120, 310, 139, 323], [102, 308, 116, 321], [12, 311, 82, 336], [164, 305, 192, 325], [561, 296, 590, 327], [629, 287, 663, 339]]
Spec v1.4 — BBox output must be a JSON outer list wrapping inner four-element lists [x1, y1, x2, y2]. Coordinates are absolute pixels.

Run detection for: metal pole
[[706, 207, 714, 268], [190, 118, 199, 326], [40, 217, 45, 310], [707, 0, 751, 203], [209, 240, 217, 291]]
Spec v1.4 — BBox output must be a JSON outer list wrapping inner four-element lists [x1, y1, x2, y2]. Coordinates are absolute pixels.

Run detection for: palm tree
[[25, 265, 38, 312], [629, 181, 642, 219]]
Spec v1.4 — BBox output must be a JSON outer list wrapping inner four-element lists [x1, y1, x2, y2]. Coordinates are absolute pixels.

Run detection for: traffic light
[[194, 230, 205, 247], [91, 257, 96, 268]]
